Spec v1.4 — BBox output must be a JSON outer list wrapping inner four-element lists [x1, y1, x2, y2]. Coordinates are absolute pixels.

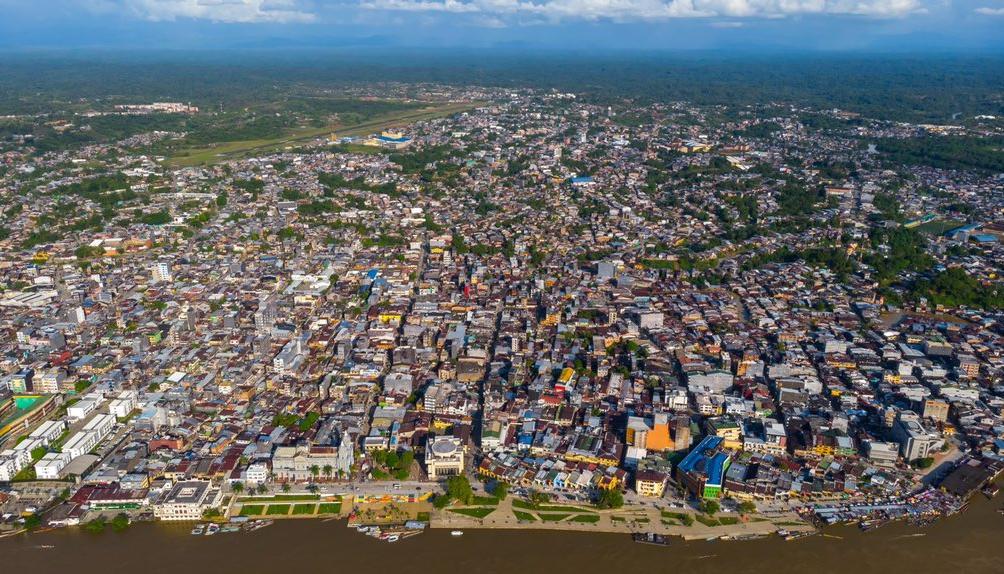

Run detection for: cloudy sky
[[0, 0, 1002, 51]]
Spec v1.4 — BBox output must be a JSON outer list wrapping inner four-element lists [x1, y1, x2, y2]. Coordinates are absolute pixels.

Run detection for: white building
[[245, 463, 268, 485], [425, 435, 465, 479], [153, 480, 223, 521], [34, 451, 72, 479]]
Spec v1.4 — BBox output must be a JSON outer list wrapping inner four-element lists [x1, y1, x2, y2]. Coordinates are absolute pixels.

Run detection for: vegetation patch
[[448, 507, 496, 519], [292, 504, 317, 515], [239, 505, 266, 516], [513, 511, 537, 522], [265, 504, 291, 516], [318, 503, 342, 515]]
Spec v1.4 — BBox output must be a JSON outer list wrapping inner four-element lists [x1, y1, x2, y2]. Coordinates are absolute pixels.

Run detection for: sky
[[0, 0, 1002, 52]]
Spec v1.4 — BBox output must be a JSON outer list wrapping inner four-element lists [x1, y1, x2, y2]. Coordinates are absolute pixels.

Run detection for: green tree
[[110, 513, 131, 532], [493, 482, 509, 501], [595, 488, 624, 509], [700, 499, 720, 515], [445, 475, 474, 505]]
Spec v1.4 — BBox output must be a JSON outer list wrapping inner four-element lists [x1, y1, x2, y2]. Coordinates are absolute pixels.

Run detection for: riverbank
[[2, 494, 1003, 574], [427, 496, 815, 541]]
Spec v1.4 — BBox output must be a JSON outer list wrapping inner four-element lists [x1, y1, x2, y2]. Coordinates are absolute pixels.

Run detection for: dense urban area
[[1, 72, 1003, 545]]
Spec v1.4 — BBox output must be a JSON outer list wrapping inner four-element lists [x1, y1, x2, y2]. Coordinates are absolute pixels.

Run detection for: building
[[152, 261, 173, 283], [635, 469, 668, 497], [893, 412, 944, 462], [677, 435, 730, 499], [923, 399, 950, 423], [425, 435, 465, 479], [153, 480, 222, 521]]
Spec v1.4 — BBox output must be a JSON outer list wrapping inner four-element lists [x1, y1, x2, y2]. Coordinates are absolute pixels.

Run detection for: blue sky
[[0, 0, 1002, 51]]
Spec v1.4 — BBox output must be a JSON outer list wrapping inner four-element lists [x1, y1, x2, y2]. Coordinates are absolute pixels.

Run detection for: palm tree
[[310, 465, 320, 479], [232, 482, 244, 494], [281, 482, 292, 493], [323, 465, 333, 481], [256, 484, 268, 495]]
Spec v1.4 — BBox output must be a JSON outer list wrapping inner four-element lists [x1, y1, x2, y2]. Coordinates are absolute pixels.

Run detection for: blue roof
[[570, 176, 594, 184], [706, 453, 730, 487], [947, 223, 980, 235], [678, 435, 723, 474], [377, 135, 411, 143], [972, 234, 997, 243]]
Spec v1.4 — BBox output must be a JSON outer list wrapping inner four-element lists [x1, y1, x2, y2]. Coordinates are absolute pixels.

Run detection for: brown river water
[[3, 495, 1002, 574]]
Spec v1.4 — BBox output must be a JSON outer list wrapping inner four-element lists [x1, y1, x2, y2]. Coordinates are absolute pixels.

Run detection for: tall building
[[152, 261, 172, 283], [255, 294, 278, 334]]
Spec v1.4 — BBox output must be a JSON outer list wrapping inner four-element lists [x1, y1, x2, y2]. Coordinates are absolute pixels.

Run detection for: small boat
[[982, 484, 1000, 499], [190, 525, 205, 536], [205, 524, 220, 536], [450, 530, 464, 537], [632, 532, 670, 546], [387, 534, 400, 542]]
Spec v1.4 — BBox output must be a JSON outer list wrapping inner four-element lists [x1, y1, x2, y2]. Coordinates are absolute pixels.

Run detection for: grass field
[[292, 504, 317, 516], [265, 504, 291, 516], [448, 507, 496, 519], [166, 101, 481, 167], [513, 511, 537, 522], [511, 499, 596, 513], [318, 503, 342, 515], [568, 514, 600, 523], [472, 496, 499, 506], [239, 505, 265, 516], [914, 219, 964, 235], [238, 494, 321, 503]]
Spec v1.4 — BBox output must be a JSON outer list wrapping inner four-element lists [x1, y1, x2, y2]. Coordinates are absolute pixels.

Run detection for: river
[[2, 495, 1002, 574]]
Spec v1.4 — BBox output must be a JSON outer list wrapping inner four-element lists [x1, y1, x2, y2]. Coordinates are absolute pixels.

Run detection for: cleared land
[[166, 101, 481, 167]]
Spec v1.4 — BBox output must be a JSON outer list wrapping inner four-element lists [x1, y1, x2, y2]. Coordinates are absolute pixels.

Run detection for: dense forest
[[0, 51, 1002, 123]]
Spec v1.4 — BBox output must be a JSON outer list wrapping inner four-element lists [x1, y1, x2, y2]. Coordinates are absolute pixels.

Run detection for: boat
[[632, 532, 670, 546], [982, 484, 1000, 499], [205, 523, 220, 536], [450, 530, 464, 537], [190, 525, 205, 536], [387, 535, 400, 542], [220, 525, 242, 534], [244, 519, 273, 532], [783, 530, 818, 541]]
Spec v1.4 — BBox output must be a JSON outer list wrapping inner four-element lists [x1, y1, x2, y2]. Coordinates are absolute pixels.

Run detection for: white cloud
[[974, 6, 1004, 14], [359, 0, 927, 20], [126, 0, 317, 23]]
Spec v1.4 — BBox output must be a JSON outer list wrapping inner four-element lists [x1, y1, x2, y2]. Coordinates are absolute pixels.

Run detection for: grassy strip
[[513, 511, 537, 522], [569, 514, 600, 523], [265, 504, 291, 516], [539, 513, 572, 522], [292, 504, 317, 515], [695, 514, 719, 527], [318, 503, 342, 515], [238, 494, 321, 502], [511, 499, 596, 513], [239, 505, 265, 516], [448, 507, 496, 519], [718, 516, 740, 526]]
